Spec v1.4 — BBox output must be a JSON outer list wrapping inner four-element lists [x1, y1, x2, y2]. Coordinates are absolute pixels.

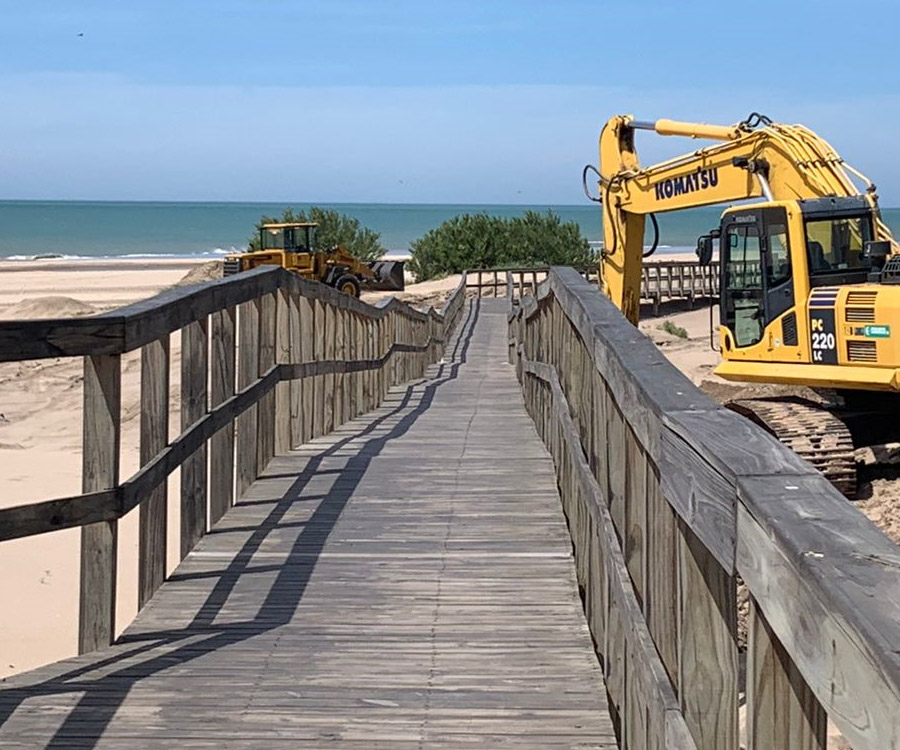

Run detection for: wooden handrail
[[1, 268, 468, 656], [508, 266, 900, 750], [0, 266, 449, 362]]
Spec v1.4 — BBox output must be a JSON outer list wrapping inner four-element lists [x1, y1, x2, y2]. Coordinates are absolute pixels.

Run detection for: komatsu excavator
[[589, 113, 900, 495]]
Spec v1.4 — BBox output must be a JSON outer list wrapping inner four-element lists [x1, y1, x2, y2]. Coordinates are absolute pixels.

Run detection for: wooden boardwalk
[[0, 298, 614, 749]]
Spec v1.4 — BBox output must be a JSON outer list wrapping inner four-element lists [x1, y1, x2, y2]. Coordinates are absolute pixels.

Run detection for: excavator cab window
[[805, 216, 872, 277], [720, 207, 795, 348], [723, 223, 764, 347]]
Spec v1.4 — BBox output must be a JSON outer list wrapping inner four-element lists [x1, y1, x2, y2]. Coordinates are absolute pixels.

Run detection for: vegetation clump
[[659, 320, 689, 339], [408, 210, 592, 281], [249, 207, 386, 262]]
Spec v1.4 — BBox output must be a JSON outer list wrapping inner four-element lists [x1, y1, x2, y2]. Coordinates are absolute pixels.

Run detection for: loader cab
[[260, 222, 317, 254], [704, 197, 878, 351]]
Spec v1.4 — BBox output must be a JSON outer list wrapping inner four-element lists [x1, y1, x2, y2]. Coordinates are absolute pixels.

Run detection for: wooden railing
[[642, 260, 719, 314], [508, 267, 900, 750], [470, 261, 719, 312], [0, 266, 466, 654]]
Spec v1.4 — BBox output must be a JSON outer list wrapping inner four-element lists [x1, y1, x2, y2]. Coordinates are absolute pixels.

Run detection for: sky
[[2, 0, 900, 204]]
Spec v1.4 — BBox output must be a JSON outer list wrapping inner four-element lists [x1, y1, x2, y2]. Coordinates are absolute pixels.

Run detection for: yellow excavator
[[589, 113, 900, 494], [224, 222, 405, 297]]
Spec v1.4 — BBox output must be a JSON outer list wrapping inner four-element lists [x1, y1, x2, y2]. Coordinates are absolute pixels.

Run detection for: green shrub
[[408, 210, 592, 281], [248, 207, 386, 262], [659, 320, 689, 339]]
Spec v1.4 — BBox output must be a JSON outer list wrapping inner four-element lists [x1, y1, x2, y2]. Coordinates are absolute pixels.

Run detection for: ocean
[[1, 200, 899, 260]]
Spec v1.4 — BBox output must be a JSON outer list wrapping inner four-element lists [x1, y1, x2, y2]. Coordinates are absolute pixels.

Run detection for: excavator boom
[[597, 114, 888, 322]]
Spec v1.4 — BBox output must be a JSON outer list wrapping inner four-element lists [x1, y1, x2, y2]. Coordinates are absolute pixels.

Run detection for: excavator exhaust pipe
[[364, 261, 406, 291]]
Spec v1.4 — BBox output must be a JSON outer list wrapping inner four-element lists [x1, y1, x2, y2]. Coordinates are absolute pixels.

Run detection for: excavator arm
[[597, 114, 889, 323]]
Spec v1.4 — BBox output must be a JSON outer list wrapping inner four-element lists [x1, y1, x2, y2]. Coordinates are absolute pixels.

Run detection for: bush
[[408, 210, 593, 281], [659, 320, 688, 339], [248, 207, 386, 262]]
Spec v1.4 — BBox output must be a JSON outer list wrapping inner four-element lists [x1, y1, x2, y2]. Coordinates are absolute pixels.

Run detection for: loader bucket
[[364, 260, 406, 291]]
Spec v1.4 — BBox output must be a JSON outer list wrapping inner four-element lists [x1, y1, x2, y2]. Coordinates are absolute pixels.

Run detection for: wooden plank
[[746, 596, 826, 750], [236, 299, 259, 497], [607, 395, 626, 540], [737, 476, 900, 750], [138, 336, 169, 609], [313, 299, 325, 438], [678, 518, 738, 750], [324, 303, 336, 432], [209, 307, 236, 527], [625, 425, 647, 609], [180, 317, 208, 560], [298, 294, 315, 444], [288, 292, 303, 447], [256, 292, 276, 471], [274, 288, 292, 454], [333, 306, 346, 427], [79, 353, 121, 654], [646, 463, 679, 692]]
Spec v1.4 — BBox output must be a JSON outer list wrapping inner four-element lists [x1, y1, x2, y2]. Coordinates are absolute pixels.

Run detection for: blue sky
[[2, 0, 899, 204]]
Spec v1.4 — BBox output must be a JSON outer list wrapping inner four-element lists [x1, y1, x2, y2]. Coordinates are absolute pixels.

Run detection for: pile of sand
[[1, 296, 97, 320], [175, 260, 224, 287]]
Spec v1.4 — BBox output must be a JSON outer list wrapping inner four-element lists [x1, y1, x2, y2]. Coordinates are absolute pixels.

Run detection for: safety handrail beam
[[509, 266, 900, 750]]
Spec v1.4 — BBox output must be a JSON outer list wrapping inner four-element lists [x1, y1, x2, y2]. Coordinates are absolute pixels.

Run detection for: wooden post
[[678, 520, 738, 750], [79, 353, 121, 653], [333, 306, 345, 427], [236, 299, 259, 497], [275, 289, 292, 454], [746, 598, 826, 750], [312, 299, 325, 439], [256, 292, 276, 472], [209, 307, 236, 527], [138, 337, 169, 609], [299, 295, 315, 444], [180, 317, 208, 560], [289, 292, 303, 448], [324, 303, 336, 433]]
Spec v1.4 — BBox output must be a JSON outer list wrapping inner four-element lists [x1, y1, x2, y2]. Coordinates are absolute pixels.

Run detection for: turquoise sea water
[[1, 200, 899, 259]]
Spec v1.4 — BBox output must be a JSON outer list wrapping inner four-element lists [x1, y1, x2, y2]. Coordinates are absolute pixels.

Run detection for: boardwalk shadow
[[0, 299, 481, 749]]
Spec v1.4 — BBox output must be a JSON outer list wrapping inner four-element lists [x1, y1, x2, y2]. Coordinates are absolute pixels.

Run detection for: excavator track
[[728, 397, 857, 498]]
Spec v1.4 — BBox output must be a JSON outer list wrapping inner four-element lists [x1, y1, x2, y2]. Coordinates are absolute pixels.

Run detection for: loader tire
[[335, 274, 361, 298]]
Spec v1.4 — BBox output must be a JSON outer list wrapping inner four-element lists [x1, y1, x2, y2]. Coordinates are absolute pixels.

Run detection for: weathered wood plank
[[138, 336, 169, 608], [737, 477, 900, 750], [180, 317, 208, 559], [274, 288, 292, 454], [209, 307, 236, 527], [746, 596, 826, 750], [79, 353, 121, 654], [678, 519, 738, 750], [236, 299, 259, 496], [323, 303, 336, 432], [256, 292, 276, 472], [312, 299, 325, 439]]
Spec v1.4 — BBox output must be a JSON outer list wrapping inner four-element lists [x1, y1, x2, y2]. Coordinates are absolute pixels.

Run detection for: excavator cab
[[702, 197, 884, 365]]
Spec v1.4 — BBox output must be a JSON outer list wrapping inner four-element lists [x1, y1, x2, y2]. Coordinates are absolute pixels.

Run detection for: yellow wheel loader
[[224, 222, 405, 297], [589, 113, 900, 495]]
